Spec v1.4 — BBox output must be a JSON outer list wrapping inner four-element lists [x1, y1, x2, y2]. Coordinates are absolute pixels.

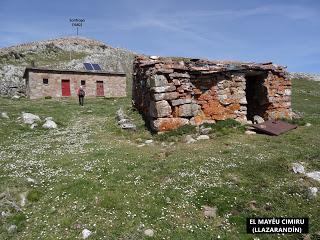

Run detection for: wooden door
[[96, 81, 104, 96], [61, 80, 71, 96]]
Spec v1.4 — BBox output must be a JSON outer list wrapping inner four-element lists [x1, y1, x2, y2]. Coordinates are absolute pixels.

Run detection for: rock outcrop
[[289, 72, 320, 81]]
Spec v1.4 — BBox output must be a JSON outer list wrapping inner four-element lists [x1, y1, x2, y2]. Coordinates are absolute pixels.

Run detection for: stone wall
[[26, 71, 126, 99], [133, 56, 292, 132]]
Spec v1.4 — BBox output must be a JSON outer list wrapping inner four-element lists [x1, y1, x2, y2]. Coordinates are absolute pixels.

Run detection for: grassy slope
[[0, 78, 319, 239]]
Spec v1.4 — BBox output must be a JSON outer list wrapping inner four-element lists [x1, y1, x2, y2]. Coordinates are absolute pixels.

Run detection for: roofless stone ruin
[[132, 56, 292, 132]]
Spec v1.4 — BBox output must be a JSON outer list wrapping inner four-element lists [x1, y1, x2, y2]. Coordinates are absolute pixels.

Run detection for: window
[[43, 79, 48, 85], [81, 80, 86, 86]]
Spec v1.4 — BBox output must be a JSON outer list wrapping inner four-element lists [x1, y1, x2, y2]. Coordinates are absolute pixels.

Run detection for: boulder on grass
[[292, 163, 305, 174], [22, 112, 40, 124], [42, 119, 57, 129], [1, 112, 9, 119], [253, 115, 264, 124]]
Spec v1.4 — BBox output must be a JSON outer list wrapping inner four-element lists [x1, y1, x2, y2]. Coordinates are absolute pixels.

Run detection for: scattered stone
[[11, 95, 20, 99], [30, 123, 38, 129], [183, 135, 196, 144], [118, 118, 130, 125], [246, 126, 255, 131], [200, 127, 212, 135], [202, 205, 217, 218], [42, 119, 57, 129], [253, 115, 264, 124], [248, 200, 257, 211], [305, 123, 312, 127], [45, 117, 53, 121], [7, 224, 17, 233], [292, 111, 303, 119], [145, 139, 153, 144], [116, 108, 126, 121], [21, 112, 40, 124], [292, 163, 305, 174], [137, 144, 145, 147], [245, 130, 256, 135], [1, 211, 10, 217], [144, 229, 154, 237], [264, 202, 272, 211], [27, 177, 36, 184], [306, 171, 320, 182], [307, 187, 318, 199], [116, 108, 136, 131], [82, 229, 92, 239], [1, 112, 9, 119], [303, 234, 311, 240], [196, 135, 210, 140], [120, 123, 137, 130], [19, 192, 27, 207]]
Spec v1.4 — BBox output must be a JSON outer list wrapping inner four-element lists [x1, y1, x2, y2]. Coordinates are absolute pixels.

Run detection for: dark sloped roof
[[23, 67, 126, 79]]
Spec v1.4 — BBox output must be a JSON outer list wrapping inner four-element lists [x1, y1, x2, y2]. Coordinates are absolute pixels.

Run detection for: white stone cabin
[[23, 67, 126, 99]]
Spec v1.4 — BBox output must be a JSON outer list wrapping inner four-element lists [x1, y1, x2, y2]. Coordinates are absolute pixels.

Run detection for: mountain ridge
[[0, 36, 137, 96]]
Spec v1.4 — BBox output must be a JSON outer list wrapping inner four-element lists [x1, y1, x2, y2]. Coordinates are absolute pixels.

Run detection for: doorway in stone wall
[[245, 72, 269, 121], [96, 81, 104, 96]]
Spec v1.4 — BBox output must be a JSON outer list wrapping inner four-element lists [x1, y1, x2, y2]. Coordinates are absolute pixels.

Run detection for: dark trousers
[[79, 96, 84, 106]]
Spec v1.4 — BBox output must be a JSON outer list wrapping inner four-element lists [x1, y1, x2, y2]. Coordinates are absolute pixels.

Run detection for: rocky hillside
[[0, 37, 136, 96], [289, 72, 320, 81]]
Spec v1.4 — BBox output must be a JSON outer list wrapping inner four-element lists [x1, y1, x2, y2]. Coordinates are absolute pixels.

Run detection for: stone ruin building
[[132, 56, 293, 132]]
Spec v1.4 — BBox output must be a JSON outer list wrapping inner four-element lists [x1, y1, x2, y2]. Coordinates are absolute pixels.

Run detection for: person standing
[[77, 85, 86, 106]]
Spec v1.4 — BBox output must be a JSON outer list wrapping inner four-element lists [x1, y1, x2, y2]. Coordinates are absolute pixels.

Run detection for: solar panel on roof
[[92, 64, 102, 71], [84, 63, 94, 70]]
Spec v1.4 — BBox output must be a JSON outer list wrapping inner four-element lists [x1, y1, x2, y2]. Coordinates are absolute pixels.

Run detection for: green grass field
[[0, 78, 319, 239]]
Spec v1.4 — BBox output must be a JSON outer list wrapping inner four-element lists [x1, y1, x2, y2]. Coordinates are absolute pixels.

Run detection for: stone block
[[151, 85, 176, 93], [239, 97, 247, 104], [156, 68, 174, 74], [178, 103, 201, 117], [284, 89, 291, 96], [172, 79, 181, 86], [149, 75, 168, 87], [149, 100, 172, 118], [151, 118, 189, 132], [153, 92, 179, 101], [171, 98, 192, 106], [169, 72, 190, 79]]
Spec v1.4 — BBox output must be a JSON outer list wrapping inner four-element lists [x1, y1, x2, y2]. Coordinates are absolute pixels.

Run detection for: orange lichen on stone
[[202, 100, 225, 116], [156, 118, 189, 131], [227, 103, 241, 111]]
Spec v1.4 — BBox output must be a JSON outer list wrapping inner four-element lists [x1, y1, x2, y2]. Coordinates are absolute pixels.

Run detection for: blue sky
[[1, 0, 319, 73]]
